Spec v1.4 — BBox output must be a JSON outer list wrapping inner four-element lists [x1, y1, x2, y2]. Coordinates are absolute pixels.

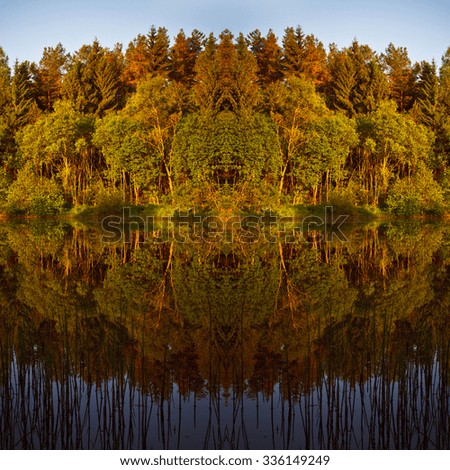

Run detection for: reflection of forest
[[0, 220, 448, 449]]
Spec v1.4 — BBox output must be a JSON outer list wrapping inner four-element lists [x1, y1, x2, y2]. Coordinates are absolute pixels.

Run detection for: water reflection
[[0, 220, 448, 449]]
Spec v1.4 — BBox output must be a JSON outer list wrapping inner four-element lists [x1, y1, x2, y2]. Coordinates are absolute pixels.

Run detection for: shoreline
[[1, 204, 448, 224]]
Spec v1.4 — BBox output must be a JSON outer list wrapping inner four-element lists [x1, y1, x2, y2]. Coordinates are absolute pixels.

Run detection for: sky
[[0, 0, 449, 66]]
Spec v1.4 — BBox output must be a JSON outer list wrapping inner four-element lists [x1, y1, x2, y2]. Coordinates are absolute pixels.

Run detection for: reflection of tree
[[0, 221, 448, 449]]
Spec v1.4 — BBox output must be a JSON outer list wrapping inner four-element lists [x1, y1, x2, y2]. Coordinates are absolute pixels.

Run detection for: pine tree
[[146, 26, 170, 74], [194, 31, 259, 113], [35, 43, 69, 111], [413, 60, 439, 127], [439, 47, 450, 114], [96, 45, 125, 116], [0, 48, 13, 170], [62, 41, 102, 114], [282, 26, 305, 74], [433, 48, 450, 177], [328, 46, 356, 115], [248, 29, 283, 85], [214, 30, 240, 110], [382, 43, 416, 111], [122, 26, 170, 88], [169, 29, 204, 85], [193, 33, 218, 110], [282, 26, 329, 88], [63, 40, 123, 116], [327, 42, 388, 116], [11, 60, 39, 127], [234, 33, 260, 110], [348, 41, 388, 114], [0, 47, 11, 111]]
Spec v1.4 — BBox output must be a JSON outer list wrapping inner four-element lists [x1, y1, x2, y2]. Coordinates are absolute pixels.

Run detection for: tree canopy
[[0, 27, 448, 215]]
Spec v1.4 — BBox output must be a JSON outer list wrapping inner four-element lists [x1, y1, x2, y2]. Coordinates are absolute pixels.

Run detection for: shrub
[[326, 189, 359, 214], [386, 181, 421, 216], [387, 167, 445, 216], [6, 167, 65, 216], [94, 188, 124, 214], [29, 191, 65, 216]]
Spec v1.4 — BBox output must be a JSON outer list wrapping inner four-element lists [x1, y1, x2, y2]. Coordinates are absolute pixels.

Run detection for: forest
[[0, 26, 449, 216]]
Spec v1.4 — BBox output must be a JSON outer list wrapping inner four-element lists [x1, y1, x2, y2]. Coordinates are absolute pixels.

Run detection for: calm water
[[0, 219, 448, 450]]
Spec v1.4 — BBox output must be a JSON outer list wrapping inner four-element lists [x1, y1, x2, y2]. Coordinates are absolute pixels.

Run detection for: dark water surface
[[0, 220, 448, 449]]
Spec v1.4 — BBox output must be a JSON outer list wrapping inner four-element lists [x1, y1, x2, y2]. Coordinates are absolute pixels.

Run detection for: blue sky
[[0, 0, 449, 66]]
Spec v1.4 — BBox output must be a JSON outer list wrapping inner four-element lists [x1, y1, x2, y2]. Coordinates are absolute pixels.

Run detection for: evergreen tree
[[95, 45, 125, 116], [11, 60, 39, 127], [282, 26, 329, 88], [234, 33, 260, 110], [122, 26, 170, 88], [412, 60, 439, 127], [328, 45, 356, 115], [62, 40, 123, 116], [348, 41, 388, 114], [282, 26, 305, 74], [192, 33, 218, 110], [433, 49, 450, 183], [35, 43, 69, 111], [382, 43, 416, 111], [248, 29, 284, 85], [327, 42, 388, 116], [193, 31, 258, 113], [439, 47, 450, 114], [62, 40, 103, 114], [168, 29, 204, 85], [0, 47, 11, 111], [0, 48, 14, 189]]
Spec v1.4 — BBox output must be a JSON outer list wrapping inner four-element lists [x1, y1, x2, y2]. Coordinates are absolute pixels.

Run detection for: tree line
[[0, 26, 449, 215]]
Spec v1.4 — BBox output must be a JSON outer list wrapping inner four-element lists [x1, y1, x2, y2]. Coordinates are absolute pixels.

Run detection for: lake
[[0, 218, 448, 449]]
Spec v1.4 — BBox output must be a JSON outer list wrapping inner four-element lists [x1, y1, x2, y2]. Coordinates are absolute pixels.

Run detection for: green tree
[[327, 41, 388, 116], [382, 43, 416, 112], [439, 47, 450, 114], [297, 113, 358, 202], [6, 164, 64, 215], [35, 43, 69, 111], [17, 100, 96, 206], [264, 75, 329, 199], [411, 60, 439, 128], [11, 60, 39, 127], [0, 47, 11, 111], [172, 109, 280, 209], [434, 48, 450, 190], [94, 113, 156, 204], [386, 163, 445, 215], [118, 76, 182, 201], [354, 101, 433, 205], [62, 40, 124, 116], [0, 48, 13, 202], [327, 45, 356, 115]]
